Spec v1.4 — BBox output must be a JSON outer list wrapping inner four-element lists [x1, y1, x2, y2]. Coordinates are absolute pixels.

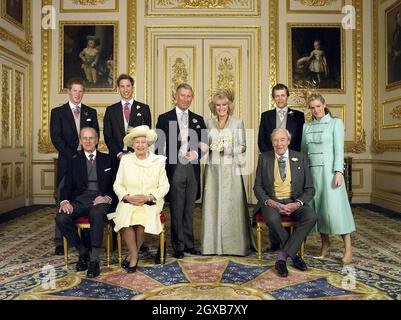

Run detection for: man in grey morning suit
[[156, 83, 207, 259], [254, 128, 317, 277]]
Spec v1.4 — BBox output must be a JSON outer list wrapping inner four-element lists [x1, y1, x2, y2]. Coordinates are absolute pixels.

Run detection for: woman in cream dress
[[108, 126, 170, 272], [201, 92, 255, 256]]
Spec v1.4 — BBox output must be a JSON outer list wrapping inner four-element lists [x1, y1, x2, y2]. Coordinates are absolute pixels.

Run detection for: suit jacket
[[253, 150, 315, 215], [59, 151, 114, 202], [103, 100, 151, 158], [155, 108, 207, 200], [258, 108, 305, 152], [50, 103, 99, 185]]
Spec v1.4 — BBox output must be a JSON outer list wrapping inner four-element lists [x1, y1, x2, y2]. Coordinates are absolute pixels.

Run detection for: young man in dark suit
[[103, 74, 151, 162], [56, 127, 114, 278], [257, 83, 305, 251], [254, 128, 316, 277], [50, 78, 99, 256], [103, 73, 151, 253], [156, 83, 207, 260]]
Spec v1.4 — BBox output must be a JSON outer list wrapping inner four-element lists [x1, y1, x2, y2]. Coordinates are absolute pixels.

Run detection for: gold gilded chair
[[255, 214, 305, 262], [63, 216, 113, 268], [116, 210, 167, 266]]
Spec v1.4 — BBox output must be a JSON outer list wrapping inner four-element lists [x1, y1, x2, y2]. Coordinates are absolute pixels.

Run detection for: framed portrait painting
[[386, 1, 401, 90], [59, 22, 118, 93], [1, 0, 24, 29], [288, 24, 344, 93]]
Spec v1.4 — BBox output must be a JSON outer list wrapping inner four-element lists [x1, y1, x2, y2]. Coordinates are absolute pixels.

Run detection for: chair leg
[[63, 236, 68, 267], [106, 225, 111, 268], [117, 231, 122, 267], [257, 222, 263, 261], [160, 227, 165, 265], [300, 241, 305, 258]]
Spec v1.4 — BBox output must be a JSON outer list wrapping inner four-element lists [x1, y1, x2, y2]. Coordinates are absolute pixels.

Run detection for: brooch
[[192, 119, 198, 124]]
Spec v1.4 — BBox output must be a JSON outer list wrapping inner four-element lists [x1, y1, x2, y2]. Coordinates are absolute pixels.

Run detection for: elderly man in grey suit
[[254, 128, 317, 277]]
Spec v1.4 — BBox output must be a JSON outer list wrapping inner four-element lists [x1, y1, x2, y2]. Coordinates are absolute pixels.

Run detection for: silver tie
[[278, 156, 286, 181]]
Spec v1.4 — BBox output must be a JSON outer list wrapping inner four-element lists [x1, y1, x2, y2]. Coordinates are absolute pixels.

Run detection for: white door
[[0, 54, 30, 214]]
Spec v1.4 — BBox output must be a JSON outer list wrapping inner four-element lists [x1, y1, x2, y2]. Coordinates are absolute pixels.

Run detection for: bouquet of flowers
[[209, 136, 235, 154]]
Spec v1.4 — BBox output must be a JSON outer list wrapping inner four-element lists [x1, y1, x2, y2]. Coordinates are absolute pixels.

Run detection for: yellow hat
[[123, 125, 158, 147]]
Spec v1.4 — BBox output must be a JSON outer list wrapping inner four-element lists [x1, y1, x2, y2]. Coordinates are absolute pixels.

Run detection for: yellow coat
[[107, 152, 170, 235]]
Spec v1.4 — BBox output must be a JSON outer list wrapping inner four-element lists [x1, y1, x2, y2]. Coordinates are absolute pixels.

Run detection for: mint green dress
[[301, 114, 355, 235]]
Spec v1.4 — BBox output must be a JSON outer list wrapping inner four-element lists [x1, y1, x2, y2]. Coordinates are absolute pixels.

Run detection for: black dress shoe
[[275, 260, 289, 277], [87, 261, 100, 278], [55, 245, 64, 256], [127, 257, 139, 273], [184, 248, 201, 256], [139, 243, 149, 253], [292, 255, 308, 271], [173, 251, 184, 259], [76, 254, 89, 272], [121, 255, 130, 269]]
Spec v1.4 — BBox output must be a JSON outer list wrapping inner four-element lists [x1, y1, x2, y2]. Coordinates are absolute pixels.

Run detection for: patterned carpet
[[0, 206, 400, 300]]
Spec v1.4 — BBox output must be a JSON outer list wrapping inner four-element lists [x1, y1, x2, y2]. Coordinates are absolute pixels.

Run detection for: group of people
[[50, 75, 355, 279]]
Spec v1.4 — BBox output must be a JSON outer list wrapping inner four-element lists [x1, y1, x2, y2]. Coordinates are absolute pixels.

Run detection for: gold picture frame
[[0, 0, 31, 53], [288, 23, 345, 94], [385, 0, 401, 91], [59, 21, 119, 93]]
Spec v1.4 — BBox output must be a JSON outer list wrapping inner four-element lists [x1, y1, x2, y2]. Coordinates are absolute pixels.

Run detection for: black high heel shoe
[[121, 255, 130, 269], [127, 256, 140, 273]]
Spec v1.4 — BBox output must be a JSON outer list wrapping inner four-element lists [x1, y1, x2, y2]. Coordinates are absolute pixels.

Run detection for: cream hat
[[123, 125, 158, 147]]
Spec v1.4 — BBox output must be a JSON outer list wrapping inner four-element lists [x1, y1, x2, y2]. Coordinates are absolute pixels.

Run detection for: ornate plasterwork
[[294, 0, 336, 6], [156, 0, 250, 9], [390, 106, 401, 119], [72, 0, 109, 5]]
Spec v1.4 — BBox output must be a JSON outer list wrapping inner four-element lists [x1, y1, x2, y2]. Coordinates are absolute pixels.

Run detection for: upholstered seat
[[63, 216, 113, 267], [255, 213, 305, 261]]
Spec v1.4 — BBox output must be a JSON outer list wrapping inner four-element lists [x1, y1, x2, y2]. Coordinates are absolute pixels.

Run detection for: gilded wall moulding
[[287, 0, 344, 14], [171, 57, 189, 103], [72, 0, 109, 5], [60, 0, 119, 12], [1, 66, 11, 148], [390, 106, 401, 119], [15, 71, 23, 148], [294, 0, 336, 6], [0, 0, 32, 54], [217, 57, 235, 97], [0, 163, 11, 200], [38, 0, 53, 154], [147, 0, 260, 16]]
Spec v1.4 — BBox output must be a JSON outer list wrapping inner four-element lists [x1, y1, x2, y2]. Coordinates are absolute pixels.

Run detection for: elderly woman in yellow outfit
[[108, 125, 170, 273]]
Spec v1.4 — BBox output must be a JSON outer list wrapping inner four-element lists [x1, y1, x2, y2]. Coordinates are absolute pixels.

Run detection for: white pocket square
[[137, 113, 142, 116], [104, 168, 111, 172], [86, 118, 92, 121]]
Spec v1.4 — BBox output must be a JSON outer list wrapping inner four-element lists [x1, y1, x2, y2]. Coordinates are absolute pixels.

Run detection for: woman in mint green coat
[[301, 93, 355, 265]]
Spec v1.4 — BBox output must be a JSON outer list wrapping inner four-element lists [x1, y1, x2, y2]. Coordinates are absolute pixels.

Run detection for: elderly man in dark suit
[[254, 128, 317, 277], [156, 83, 207, 260], [50, 77, 99, 256], [56, 127, 114, 278], [103, 73, 152, 253], [257, 83, 305, 252]]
